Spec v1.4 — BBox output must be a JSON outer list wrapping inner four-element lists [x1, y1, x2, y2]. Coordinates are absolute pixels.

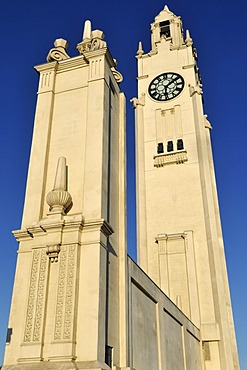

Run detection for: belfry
[[2, 5, 239, 370]]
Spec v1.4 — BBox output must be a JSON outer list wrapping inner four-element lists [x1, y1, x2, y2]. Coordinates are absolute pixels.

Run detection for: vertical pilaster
[[22, 62, 57, 227]]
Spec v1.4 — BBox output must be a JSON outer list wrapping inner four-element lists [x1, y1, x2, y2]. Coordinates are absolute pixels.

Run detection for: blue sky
[[0, 0, 246, 367]]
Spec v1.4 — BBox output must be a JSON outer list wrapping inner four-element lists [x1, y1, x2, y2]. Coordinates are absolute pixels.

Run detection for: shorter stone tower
[[3, 21, 130, 370]]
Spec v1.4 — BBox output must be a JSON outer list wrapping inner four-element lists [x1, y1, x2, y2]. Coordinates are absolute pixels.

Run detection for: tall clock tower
[[134, 5, 239, 370]]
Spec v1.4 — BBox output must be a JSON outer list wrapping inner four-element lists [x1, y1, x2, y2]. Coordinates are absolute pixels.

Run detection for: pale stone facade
[[2, 5, 239, 370], [134, 5, 239, 370]]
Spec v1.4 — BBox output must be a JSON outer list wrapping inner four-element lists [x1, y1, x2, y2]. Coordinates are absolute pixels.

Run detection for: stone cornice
[[83, 218, 114, 237], [57, 55, 88, 72], [155, 232, 186, 242], [83, 48, 116, 68], [34, 61, 58, 74], [13, 217, 113, 242], [34, 56, 88, 76], [12, 229, 33, 242]]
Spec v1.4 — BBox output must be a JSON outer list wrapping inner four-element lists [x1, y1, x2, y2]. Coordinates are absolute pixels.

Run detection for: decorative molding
[[12, 229, 33, 242], [111, 66, 123, 83], [33, 250, 47, 341], [64, 245, 76, 339], [47, 38, 70, 63], [54, 247, 67, 340], [40, 72, 52, 90], [24, 251, 40, 342], [57, 56, 88, 72], [154, 150, 188, 167], [46, 190, 72, 214], [77, 26, 107, 55], [83, 218, 114, 237], [27, 225, 46, 236], [24, 249, 48, 343], [46, 244, 61, 263], [155, 232, 186, 243], [34, 61, 57, 74], [54, 245, 77, 341], [156, 232, 186, 254], [13, 216, 84, 243], [89, 58, 102, 79]]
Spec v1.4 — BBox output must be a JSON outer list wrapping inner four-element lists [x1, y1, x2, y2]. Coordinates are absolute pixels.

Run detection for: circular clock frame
[[148, 72, 185, 102]]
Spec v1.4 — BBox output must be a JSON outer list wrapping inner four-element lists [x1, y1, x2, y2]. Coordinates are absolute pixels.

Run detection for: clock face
[[148, 72, 184, 101]]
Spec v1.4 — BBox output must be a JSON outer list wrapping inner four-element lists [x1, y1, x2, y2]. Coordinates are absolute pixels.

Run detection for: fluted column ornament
[[46, 157, 72, 215]]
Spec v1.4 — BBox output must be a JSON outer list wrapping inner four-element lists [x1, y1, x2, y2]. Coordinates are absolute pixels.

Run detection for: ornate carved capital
[[46, 244, 61, 263]]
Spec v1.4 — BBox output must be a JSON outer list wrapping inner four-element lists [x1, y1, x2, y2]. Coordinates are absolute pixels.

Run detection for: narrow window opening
[[109, 79, 115, 95], [167, 141, 174, 152], [6, 328, 12, 343], [177, 139, 184, 150], [105, 345, 113, 367], [157, 142, 164, 154], [160, 21, 171, 38]]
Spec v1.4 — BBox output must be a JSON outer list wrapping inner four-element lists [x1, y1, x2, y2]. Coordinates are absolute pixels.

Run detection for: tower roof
[[154, 4, 176, 23]]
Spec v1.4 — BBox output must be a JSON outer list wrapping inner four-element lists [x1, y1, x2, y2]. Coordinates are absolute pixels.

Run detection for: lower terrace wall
[[128, 257, 202, 370]]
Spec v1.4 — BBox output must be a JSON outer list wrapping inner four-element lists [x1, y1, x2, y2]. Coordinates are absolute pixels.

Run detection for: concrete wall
[[128, 257, 202, 370]]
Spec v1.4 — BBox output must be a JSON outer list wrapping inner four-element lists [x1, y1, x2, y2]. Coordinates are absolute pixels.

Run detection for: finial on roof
[[83, 20, 92, 41], [185, 29, 193, 46], [77, 20, 107, 54], [163, 5, 173, 14], [136, 41, 144, 58]]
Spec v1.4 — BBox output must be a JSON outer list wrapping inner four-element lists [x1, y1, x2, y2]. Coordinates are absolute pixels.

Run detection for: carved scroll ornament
[[47, 38, 70, 63]]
